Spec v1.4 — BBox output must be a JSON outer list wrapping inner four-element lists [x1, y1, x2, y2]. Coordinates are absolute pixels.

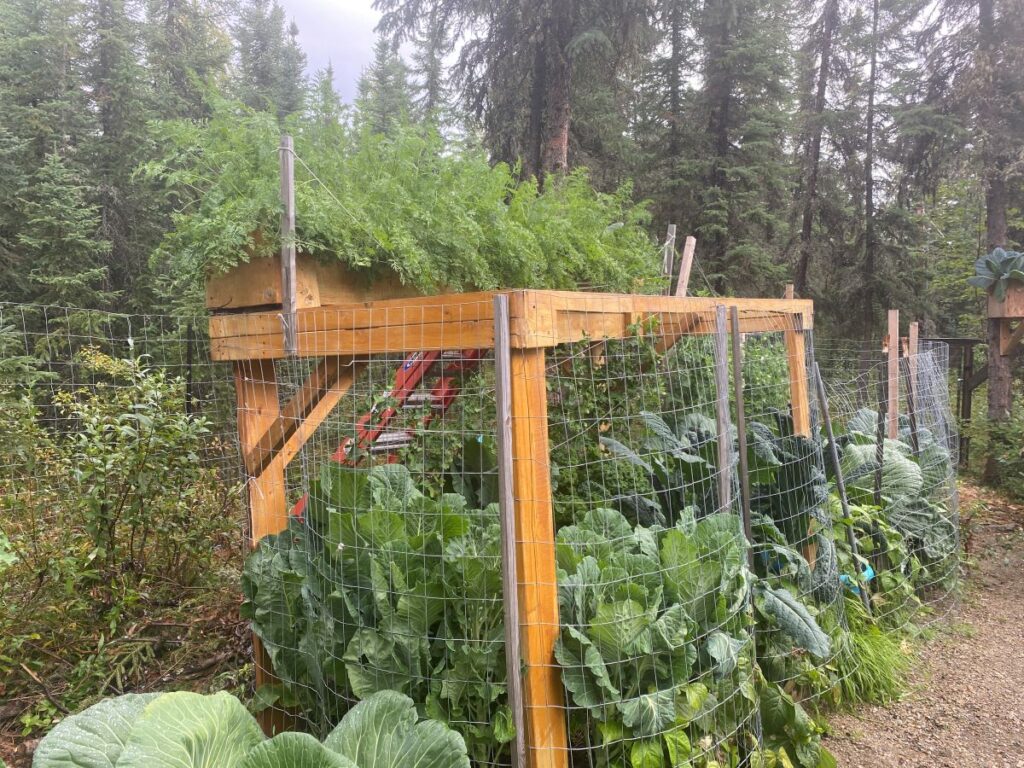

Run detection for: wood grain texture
[[784, 318, 811, 437], [244, 356, 359, 476], [509, 347, 568, 768], [887, 309, 900, 439], [234, 359, 293, 736]]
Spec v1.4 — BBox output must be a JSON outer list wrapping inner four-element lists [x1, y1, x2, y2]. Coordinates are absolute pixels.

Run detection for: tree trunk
[[861, 0, 879, 336], [667, 3, 683, 157], [524, 41, 546, 181], [980, 0, 1011, 482], [539, 2, 573, 179], [795, 0, 837, 296]]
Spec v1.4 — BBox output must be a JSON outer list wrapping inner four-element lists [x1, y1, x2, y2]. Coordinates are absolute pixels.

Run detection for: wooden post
[[713, 307, 732, 511], [674, 236, 696, 297], [730, 307, 752, 557], [509, 346, 567, 768], [874, 371, 886, 508], [905, 323, 920, 455], [234, 359, 291, 735], [662, 224, 677, 295], [960, 344, 974, 466], [280, 134, 297, 356], [784, 283, 795, 300], [784, 314, 811, 436], [887, 309, 899, 439], [494, 295, 526, 768]]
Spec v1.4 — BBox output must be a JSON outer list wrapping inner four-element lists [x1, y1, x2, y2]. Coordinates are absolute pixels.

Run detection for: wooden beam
[[209, 290, 815, 359], [966, 363, 989, 392], [234, 359, 293, 736], [784, 316, 811, 436], [887, 309, 900, 439], [244, 356, 359, 477], [784, 283, 795, 300], [494, 295, 526, 768], [674, 236, 696, 297], [509, 347, 567, 768], [713, 307, 732, 511]]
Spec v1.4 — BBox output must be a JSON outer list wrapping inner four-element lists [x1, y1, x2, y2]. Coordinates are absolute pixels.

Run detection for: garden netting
[[0, 300, 961, 768]]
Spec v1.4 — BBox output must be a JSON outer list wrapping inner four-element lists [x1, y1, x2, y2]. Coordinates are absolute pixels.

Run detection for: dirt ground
[[825, 481, 1024, 768]]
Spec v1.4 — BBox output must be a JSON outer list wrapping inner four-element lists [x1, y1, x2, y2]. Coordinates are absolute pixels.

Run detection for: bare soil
[[825, 481, 1024, 768]]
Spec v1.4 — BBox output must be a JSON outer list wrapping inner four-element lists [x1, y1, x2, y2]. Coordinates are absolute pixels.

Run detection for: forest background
[[0, 0, 1022, 444]]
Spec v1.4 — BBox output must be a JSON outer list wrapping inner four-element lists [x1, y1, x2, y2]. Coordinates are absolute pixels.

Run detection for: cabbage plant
[[32, 690, 469, 768]]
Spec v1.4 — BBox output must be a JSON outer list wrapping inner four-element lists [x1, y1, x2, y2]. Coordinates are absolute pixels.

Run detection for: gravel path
[[825, 482, 1024, 768]]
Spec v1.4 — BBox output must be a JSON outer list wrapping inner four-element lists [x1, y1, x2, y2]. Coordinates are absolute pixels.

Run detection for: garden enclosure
[[0, 289, 960, 768], [208, 280, 948, 768]]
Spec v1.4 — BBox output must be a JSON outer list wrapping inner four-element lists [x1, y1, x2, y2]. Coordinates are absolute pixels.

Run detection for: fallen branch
[[18, 664, 69, 715]]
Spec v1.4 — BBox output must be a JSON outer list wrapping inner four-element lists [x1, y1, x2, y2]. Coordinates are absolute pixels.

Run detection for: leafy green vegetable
[[753, 585, 831, 660], [32, 693, 161, 768], [324, 691, 470, 768], [242, 464, 510, 764], [32, 691, 470, 768], [969, 247, 1024, 301], [117, 692, 264, 768]]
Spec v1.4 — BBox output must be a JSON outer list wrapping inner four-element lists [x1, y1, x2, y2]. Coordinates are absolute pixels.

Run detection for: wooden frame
[[216, 287, 814, 761]]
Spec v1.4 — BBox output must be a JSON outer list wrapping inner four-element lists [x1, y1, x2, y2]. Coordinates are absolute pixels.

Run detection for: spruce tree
[[16, 152, 112, 307], [232, 0, 307, 120], [356, 37, 413, 135]]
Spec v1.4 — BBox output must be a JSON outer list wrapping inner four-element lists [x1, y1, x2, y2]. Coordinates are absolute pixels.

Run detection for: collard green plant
[[32, 690, 469, 768], [968, 247, 1024, 301], [241, 463, 512, 764]]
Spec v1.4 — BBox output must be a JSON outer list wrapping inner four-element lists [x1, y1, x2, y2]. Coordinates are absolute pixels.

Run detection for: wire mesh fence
[[815, 337, 960, 628], [0, 298, 962, 768]]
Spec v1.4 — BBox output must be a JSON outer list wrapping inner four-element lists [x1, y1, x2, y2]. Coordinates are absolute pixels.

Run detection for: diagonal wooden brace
[[244, 355, 362, 477]]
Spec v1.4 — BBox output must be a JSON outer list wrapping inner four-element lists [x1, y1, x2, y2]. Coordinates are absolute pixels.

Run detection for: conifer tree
[[16, 152, 112, 307], [233, 0, 307, 120], [356, 37, 413, 135]]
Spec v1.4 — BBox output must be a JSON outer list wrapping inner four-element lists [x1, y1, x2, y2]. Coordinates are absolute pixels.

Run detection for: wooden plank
[[887, 309, 899, 439], [784, 317, 811, 436], [674, 236, 696, 297], [509, 347, 567, 768], [493, 295, 526, 768], [713, 307, 732, 512], [245, 356, 359, 476], [210, 291, 499, 338], [987, 284, 1024, 319], [280, 135, 297, 355], [730, 307, 752, 556], [211, 319, 495, 361], [210, 290, 814, 360], [784, 283, 795, 300], [234, 359, 292, 736]]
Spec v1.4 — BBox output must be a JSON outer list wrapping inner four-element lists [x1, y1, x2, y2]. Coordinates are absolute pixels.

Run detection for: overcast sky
[[281, 0, 382, 103]]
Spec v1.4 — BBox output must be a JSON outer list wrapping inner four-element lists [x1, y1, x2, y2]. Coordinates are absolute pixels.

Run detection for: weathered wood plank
[[887, 309, 900, 439], [674, 236, 696, 297], [493, 295, 526, 768], [784, 317, 811, 437], [234, 359, 293, 736]]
